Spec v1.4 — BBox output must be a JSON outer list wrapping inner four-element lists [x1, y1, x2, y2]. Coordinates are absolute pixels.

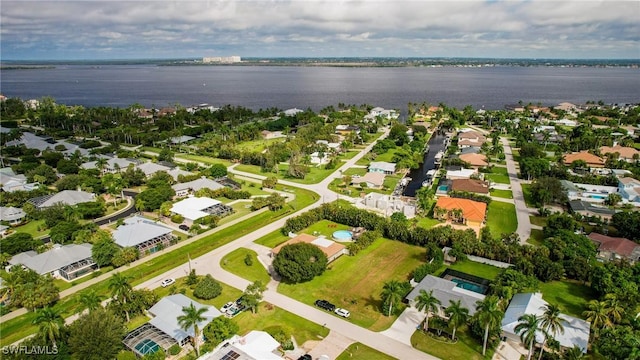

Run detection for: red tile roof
[[588, 233, 639, 257], [563, 151, 605, 167], [435, 197, 487, 222], [450, 179, 490, 194], [459, 153, 489, 167]]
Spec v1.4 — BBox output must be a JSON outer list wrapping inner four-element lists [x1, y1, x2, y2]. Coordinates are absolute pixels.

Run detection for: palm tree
[[108, 273, 132, 322], [538, 304, 565, 360], [414, 290, 441, 332], [381, 280, 405, 317], [475, 295, 504, 356], [33, 307, 64, 348], [583, 300, 612, 331], [515, 313, 541, 360], [603, 293, 624, 324], [79, 291, 104, 313], [177, 303, 208, 357], [445, 299, 469, 341], [562, 345, 586, 360]]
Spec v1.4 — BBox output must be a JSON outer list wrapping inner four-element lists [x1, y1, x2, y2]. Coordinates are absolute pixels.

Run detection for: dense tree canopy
[[68, 308, 126, 360], [273, 242, 328, 283]]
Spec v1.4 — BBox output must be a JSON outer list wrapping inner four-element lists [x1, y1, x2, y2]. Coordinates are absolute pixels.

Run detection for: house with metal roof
[[170, 196, 233, 222], [112, 219, 175, 256], [28, 190, 96, 209], [368, 161, 396, 174], [123, 294, 222, 357], [501, 293, 590, 353], [0, 168, 39, 193], [172, 177, 225, 197], [405, 275, 486, 316], [199, 330, 283, 360], [0, 206, 26, 225], [8, 243, 97, 281]]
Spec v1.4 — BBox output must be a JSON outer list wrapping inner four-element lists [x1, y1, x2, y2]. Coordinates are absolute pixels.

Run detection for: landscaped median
[[0, 186, 319, 346]]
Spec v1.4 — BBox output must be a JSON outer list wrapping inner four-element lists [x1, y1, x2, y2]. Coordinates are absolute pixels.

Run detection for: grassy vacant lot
[[529, 216, 547, 227], [235, 163, 336, 185], [175, 154, 232, 167], [254, 229, 289, 248], [152, 277, 243, 309], [217, 202, 254, 225], [485, 173, 510, 184], [410, 326, 489, 360], [234, 302, 329, 346], [0, 187, 319, 346], [445, 260, 503, 281], [221, 248, 271, 284], [489, 189, 513, 199], [527, 229, 545, 246], [278, 238, 426, 331], [253, 219, 351, 249], [337, 343, 397, 360], [490, 167, 508, 175], [539, 280, 597, 319], [343, 167, 368, 176], [486, 202, 517, 238], [234, 138, 284, 152]]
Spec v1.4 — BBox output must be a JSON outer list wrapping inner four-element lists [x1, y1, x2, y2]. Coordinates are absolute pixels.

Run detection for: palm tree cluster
[[514, 304, 567, 360]]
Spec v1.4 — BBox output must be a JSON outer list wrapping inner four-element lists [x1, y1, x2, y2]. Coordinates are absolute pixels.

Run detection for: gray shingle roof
[[0, 207, 26, 222], [405, 275, 485, 315], [112, 221, 173, 247], [148, 294, 222, 343], [9, 244, 93, 275], [172, 177, 224, 193], [29, 190, 95, 208]]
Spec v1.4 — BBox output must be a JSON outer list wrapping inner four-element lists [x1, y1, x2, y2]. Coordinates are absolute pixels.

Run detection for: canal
[[403, 130, 448, 197]]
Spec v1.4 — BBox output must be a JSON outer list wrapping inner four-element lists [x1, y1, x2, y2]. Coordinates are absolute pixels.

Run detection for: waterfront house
[[271, 233, 347, 263], [618, 177, 640, 203], [501, 293, 590, 353], [283, 108, 304, 116], [112, 219, 175, 257], [458, 153, 488, 168], [563, 151, 605, 168], [434, 197, 487, 227], [352, 172, 385, 188], [445, 168, 477, 180], [405, 275, 485, 317], [368, 161, 396, 174], [361, 192, 416, 218], [0, 206, 26, 225], [568, 200, 617, 221], [588, 232, 640, 263], [9, 243, 97, 281], [450, 179, 490, 195]]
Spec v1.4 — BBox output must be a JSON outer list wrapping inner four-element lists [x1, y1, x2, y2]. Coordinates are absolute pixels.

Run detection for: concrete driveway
[[380, 306, 424, 345]]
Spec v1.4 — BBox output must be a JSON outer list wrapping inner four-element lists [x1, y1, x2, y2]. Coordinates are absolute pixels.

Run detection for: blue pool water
[[438, 185, 449, 192], [135, 339, 160, 355], [451, 278, 488, 295], [333, 230, 353, 241]]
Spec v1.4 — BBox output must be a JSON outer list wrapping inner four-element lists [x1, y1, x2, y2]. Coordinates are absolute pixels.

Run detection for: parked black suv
[[314, 299, 335, 311]]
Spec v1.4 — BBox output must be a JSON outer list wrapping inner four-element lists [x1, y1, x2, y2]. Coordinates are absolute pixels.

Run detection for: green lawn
[[127, 314, 150, 331], [529, 216, 547, 227], [152, 277, 243, 309], [485, 174, 510, 185], [486, 202, 517, 238], [234, 302, 329, 346], [175, 154, 232, 167], [278, 238, 426, 331], [416, 216, 443, 229], [235, 163, 336, 185], [11, 219, 47, 238], [446, 260, 503, 281], [254, 229, 289, 248], [234, 138, 284, 152], [539, 280, 597, 319], [489, 189, 513, 199], [337, 343, 397, 360], [490, 167, 508, 175], [527, 229, 545, 246], [254, 220, 351, 248], [221, 248, 271, 284], [343, 167, 368, 176], [521, 183, 535, 207], [217, 202, 254, 225], [411, 326, 490, 360], [0, 187, 319, 346]]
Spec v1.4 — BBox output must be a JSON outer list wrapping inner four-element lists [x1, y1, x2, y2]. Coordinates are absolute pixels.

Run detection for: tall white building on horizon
[[202, 56, 241, 63]]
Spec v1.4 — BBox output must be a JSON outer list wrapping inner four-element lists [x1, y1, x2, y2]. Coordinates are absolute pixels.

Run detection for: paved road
[[501, 138, 534, 243]]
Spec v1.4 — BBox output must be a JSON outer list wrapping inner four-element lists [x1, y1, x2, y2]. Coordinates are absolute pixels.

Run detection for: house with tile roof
[[353, 172, 386, 188], [271, 233, 347, 263], [9, 243, 97, 281], [459, 153, 489, 168], [502, 293, 590, 353], [450, 179, 490, 195], [434, 197, 487, 227], [563, 151, 605, 168], [588, 233, 640, 263], [599, 145, 640, 163]]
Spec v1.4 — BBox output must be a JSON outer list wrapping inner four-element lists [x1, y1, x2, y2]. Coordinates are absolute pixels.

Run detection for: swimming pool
[[135, 339, 160, 356], [333, 230, 353, 241], [450, 278, 488, 295], [437, 185, 449, 192]]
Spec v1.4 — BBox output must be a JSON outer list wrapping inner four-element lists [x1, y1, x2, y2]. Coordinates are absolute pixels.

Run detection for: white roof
[[501, 293, 590, 352], [172, 177, 224, 193], [447, 169, 476, 178], [369, 161, 396, 172], [170, 197, 221, 221], [112, 221, 173, 247], [148, 294, 222, 343], [283, 108, 303, 116], [81, 157, 133, 170], [234, 331, 282, 360], [31, 190, 95, 208], [170, 135, 196, 144], [0, 206, 26, 222], [136, 162, 171, 177], [9, 243, 93, 275], [311, 238, 335, 248]]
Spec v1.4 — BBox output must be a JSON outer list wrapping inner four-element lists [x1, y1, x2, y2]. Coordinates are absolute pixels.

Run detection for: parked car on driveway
[[179, 224, 189, 231], [314, 299, 335, 312], [220, 301, 234, 313], [160, 278, 175, 287], [335, 308, 350, 318]]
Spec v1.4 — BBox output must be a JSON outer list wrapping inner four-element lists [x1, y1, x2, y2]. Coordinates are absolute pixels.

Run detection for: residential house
[[316, 140, 342, 153], [501, 293, 590, 353], [309, 151, 330, 165], [123, 294, 223, 357], [172, 177, 225, 197], [445, 168, 477, 180], [8, 243, 97, 281], [588, 233, 640, 263], [5, 132, 89, 157], [361, 192, 416, 218], [136, 162, 172, 178], [617, 177, 640, 203], [0, 206, 26, 225], [450, 179, 490, 195], [28, 190, 95, 209], [112, 219, 176, 256], [261, 130, 284, 139], [560, 180, 618, 204], [170, 196, 233, 223], [365, 107, 398, 121], [563, 151, 605, 168], [271, 233, 347, 263], [599, 145, 640, 163], [405, 275, 485, 316], [169, 135, 195, 144], [81, 157, 134, 174], [335, 125, 360, 135], [199, 331, 283, 360], [283, 108, 303, 117], [352, 172, 386, 188], [533, 132, 565, 145], [568, 200, 617, 221], [434, 197, 487, 227], [0, 168, 39, 193], [368, 161, 396, 175], [459, 146, 482, 155], [553, 118, 578, 127], [457, 130, 486, 148], [458, 153, 488, 168], [166, 168, 195, 182]]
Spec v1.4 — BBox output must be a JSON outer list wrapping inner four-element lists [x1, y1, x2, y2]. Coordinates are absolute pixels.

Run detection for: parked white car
[[335, 308, 350, 318], [160, 278, 175, 287]]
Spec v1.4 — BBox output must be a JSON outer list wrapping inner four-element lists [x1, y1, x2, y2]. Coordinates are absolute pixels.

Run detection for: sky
[[1, 0, 639, 60]]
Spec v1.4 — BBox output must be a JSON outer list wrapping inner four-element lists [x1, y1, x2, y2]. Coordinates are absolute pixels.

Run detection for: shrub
[[272, 243, 328, 283], [168, 344, 181, 356], [244, 254, 253, 266], [193, 274, 222, 300], [170, 214, 184, 223]]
